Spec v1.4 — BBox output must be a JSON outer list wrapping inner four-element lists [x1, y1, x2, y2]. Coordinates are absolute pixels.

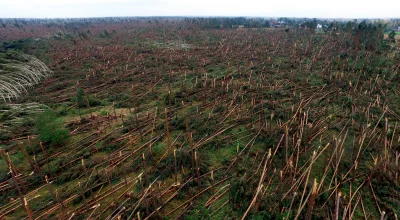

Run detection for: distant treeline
[[0, 17, 397, 51], [0, 17, 397, 30]]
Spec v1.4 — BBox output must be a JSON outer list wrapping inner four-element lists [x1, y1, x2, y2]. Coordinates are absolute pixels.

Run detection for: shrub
[[72, 88, 103, 108], [35, 109, 69, 146], [76, 88, 86, 107]]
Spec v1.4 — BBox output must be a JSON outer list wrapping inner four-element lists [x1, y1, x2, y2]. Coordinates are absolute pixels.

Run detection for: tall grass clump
[[0, 51, 52, 102]]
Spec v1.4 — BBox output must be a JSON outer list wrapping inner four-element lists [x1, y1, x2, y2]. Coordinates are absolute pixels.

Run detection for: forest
[[0, 17, 400, 219]]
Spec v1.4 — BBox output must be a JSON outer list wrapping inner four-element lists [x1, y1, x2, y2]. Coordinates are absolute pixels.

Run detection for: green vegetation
[[35, 109, 69, 146]]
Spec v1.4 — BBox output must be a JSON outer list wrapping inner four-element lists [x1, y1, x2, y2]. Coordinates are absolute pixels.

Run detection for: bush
[[35, 109, 69, 146], [76, 88, 86, 107], [72, 88, 103, 108]]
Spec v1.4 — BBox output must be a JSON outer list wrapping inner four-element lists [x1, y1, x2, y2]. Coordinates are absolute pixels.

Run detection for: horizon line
[[1, 16, 400, 20]]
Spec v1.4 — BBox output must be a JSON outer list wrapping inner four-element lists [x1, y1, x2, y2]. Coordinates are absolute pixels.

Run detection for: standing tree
[[388, 30, 397, 43]]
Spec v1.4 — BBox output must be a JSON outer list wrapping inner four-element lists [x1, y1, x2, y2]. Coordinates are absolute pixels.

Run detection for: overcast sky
[[1, 0, 399, 19]]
